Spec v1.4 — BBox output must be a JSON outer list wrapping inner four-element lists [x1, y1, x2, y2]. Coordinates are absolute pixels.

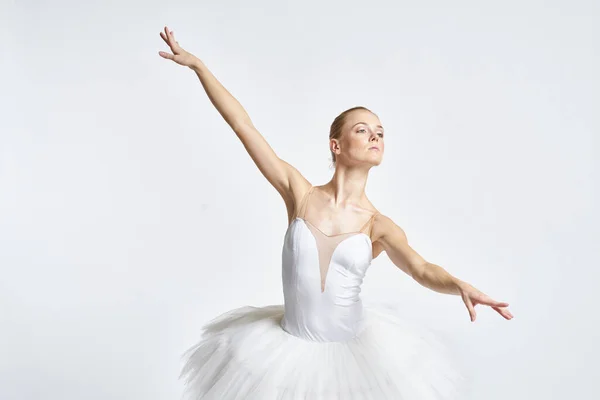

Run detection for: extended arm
[[158, 26, 308, 202], [375, 214, 514, 322], [376, 214, 459, 294]]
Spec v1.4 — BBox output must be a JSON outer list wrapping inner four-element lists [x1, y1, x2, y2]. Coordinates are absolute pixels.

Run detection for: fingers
[[160, 31, 169, 45], [462, 292, 476, 322], [166, 27, 180, 48], [493, 306, 514, 320], [160, 26, 180, 50], [158, 50, 174, 60], [160, 31, 175, 50], [164, 26, 170, 43], [468, 292, 513, 321], [475, 292, 509, 308], [481, 299, 509, 308]]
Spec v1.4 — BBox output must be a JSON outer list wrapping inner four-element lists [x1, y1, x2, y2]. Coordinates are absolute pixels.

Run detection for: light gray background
[[1, 0, 598, 399]]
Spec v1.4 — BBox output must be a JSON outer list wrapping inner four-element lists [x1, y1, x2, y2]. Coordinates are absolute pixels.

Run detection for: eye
[[358, 127, 384, 137]]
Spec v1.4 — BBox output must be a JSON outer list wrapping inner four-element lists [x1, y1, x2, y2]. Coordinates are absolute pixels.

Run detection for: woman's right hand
[[158, 26, 199, 69]]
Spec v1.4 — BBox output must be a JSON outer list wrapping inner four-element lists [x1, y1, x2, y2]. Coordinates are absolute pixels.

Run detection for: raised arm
[[158, 26, 306, 203], [373, 214, 514, 322]]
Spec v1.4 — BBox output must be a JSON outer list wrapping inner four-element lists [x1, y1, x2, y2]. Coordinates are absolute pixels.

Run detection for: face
[[332, 109, 384, 167]]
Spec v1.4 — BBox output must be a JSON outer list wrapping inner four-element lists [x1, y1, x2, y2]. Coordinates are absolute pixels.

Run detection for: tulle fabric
[[179, 303, 467, 400]]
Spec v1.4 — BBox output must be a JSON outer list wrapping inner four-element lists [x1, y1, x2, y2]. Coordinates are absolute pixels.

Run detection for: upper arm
[[373, 214, 427, 277], [233, 121, 309, 212]]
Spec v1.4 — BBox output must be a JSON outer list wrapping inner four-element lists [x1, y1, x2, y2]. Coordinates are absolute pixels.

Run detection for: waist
[[280, 302, 365, 342]]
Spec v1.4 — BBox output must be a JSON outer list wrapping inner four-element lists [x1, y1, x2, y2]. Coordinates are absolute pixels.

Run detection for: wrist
[[189, 58, 205, 72], [452, 278, 467, 295]]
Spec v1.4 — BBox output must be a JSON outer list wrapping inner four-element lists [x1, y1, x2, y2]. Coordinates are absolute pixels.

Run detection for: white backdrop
[[1, 0, 598, 399]]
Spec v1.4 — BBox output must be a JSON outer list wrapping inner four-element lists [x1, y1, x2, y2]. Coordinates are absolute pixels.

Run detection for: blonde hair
[[329, 106, 376, 168]]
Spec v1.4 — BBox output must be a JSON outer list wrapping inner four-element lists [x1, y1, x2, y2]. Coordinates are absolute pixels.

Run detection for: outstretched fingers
[[159, 26, 181, 60], [459, 283, 513, 322], [159, 29, 173, 60], [475, 292, 514, 320], [164, 27, 181, 49]]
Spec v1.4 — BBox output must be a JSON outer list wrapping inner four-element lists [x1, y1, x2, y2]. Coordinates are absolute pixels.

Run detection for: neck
[[323, 165, 371, 207]]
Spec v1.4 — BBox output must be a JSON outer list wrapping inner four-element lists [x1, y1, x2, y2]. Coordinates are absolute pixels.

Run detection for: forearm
[[413, 262, 462, 295], [189, 59, 252, 130]]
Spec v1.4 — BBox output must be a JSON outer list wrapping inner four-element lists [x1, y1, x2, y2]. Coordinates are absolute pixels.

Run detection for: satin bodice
[[280, 186, 378, 342]]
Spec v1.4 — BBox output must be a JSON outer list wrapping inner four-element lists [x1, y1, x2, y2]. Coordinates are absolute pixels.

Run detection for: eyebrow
[[352, 122, 384, 130]]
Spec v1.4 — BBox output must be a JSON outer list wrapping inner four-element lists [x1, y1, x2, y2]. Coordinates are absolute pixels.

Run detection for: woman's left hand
[[456, 280, 513, 322]]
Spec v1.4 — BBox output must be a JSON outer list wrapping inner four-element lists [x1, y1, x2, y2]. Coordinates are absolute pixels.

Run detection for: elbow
[[231, 118, 252, 133]]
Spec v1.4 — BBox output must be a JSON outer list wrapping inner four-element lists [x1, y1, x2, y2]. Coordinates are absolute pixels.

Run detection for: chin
[[368, 158, 383, 166]]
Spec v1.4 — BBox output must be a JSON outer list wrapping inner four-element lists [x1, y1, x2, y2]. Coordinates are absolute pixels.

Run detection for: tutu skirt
[[179, 303, 467, 399]]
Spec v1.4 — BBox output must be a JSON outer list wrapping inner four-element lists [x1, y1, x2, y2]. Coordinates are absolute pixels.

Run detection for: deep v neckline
[[290, 217, 373, 293], [290, 185, 379, 293]]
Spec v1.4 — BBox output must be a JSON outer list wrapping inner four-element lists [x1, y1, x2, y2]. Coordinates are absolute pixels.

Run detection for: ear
[[330, 138, 341, 156]]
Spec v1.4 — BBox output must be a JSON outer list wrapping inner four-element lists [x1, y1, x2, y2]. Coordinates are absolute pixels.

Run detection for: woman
[[158, 26, 513, 399]]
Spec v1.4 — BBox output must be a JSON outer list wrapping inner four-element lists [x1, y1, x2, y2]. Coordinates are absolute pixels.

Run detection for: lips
[[369, 147, 380, 151]]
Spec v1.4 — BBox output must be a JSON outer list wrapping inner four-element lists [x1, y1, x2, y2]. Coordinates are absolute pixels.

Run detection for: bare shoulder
[[368, 212, 409, 259], [370, 211, 428, 272], [371, 212, 407, 244]]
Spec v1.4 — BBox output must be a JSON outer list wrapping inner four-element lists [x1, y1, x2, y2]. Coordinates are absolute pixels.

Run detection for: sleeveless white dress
[[179, 186, 467, 399]]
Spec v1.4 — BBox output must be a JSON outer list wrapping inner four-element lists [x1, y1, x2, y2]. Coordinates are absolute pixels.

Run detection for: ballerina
[[159, 26, 513, 399]]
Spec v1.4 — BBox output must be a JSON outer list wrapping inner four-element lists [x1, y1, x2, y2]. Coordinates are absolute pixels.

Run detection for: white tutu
[[179, 303, 467, 399], [180, 192, 469, 399]]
